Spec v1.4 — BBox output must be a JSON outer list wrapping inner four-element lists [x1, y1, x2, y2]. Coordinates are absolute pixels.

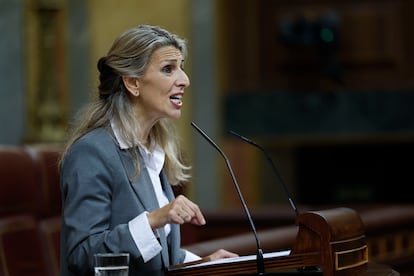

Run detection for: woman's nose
[[178, 70, 190, 88]]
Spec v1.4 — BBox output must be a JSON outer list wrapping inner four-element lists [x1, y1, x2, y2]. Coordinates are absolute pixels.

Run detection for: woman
[[59, 24, 237, 275]]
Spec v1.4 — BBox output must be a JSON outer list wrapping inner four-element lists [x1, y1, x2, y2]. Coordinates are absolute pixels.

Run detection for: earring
[[134, 90, 139, 96]]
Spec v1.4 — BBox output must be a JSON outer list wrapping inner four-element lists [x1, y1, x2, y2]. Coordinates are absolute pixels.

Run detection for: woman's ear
[[122, 76, 140, 96]]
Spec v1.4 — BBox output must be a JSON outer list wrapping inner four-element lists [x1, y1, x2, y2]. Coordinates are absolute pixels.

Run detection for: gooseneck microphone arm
[[191, 122, 265, 275], [228, 130, 300, 217]]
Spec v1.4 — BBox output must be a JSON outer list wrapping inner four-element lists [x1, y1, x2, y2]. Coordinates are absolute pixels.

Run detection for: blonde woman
[[59, 25, 237, 276]]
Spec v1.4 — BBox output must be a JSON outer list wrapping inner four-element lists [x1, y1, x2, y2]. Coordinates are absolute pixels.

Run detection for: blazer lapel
[[118, 148, 171, 267], [159, 170, 175, 201], [118, 149, 158, 211]]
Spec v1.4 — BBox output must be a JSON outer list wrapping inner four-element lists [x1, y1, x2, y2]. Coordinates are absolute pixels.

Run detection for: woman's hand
[[204, 249, 239, 262], [147, 195, 206, 229]]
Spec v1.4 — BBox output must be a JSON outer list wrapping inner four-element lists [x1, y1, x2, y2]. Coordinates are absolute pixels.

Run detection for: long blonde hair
[[60, 25, 191, 185]]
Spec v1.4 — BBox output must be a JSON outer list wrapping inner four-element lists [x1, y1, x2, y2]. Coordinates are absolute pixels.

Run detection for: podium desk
[[168, 208, 399, 276]]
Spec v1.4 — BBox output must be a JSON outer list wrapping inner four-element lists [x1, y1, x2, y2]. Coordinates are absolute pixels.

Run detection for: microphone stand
[[192, 122, 266, 275]]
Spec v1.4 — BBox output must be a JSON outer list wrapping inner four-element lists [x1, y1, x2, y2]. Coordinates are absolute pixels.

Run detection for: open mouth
[[170, 94, 182, 105]]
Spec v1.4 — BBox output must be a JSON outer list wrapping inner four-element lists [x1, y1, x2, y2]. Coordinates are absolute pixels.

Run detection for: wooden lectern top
[[167, 207, 398, 276], [292, 207, 368, 275]]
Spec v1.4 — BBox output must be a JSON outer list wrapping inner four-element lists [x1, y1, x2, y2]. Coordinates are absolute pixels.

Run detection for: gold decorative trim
[[335, 245, 368, 271]]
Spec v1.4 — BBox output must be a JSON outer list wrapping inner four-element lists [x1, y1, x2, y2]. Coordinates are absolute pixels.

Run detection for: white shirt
[[111, 122, 201, 263]]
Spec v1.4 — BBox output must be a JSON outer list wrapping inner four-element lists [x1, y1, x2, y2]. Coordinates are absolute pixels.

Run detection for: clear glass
[[94, 253, 130, 276]]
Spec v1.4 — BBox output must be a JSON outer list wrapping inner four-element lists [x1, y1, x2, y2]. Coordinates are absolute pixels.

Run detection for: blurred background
[[1, 0, 414, 274], [1, 0, 414, 210]]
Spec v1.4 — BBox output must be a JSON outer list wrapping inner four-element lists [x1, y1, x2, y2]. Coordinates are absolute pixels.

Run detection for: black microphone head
[[228, 130, 258, 147]]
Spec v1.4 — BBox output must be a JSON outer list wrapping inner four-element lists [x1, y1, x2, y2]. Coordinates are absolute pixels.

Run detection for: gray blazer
[[60, 127, 186, 276]]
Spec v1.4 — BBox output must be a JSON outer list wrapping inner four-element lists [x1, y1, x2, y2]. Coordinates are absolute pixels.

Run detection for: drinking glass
[[94, 253, 129, 276]]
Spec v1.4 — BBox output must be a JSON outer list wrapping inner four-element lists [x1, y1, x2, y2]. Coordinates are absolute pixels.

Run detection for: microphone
[[228, 130, 300, 217], [191, 122, 266, 275]]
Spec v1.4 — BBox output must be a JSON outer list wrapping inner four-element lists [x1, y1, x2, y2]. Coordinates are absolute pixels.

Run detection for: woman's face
[[134, 45, 190, 125]]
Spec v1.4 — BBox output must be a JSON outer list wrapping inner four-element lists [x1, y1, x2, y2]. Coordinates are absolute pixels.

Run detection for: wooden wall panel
[[259, 0, 409, 90], [219, 0, 414, 91], [218, 0, 414, 207]]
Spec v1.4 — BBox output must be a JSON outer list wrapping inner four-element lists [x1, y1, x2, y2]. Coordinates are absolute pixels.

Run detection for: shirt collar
[[139, 145, 165, 173], [111, 120, 135, 149], [111, 120, 165, 173]]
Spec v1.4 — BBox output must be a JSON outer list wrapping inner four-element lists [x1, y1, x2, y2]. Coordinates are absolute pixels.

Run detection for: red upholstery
[[39, 216, 61, 276], [0, 215, 48, 276], [0, 145, 62, 276], [24, 145, 62, 218], [0, 146, 42, 217]]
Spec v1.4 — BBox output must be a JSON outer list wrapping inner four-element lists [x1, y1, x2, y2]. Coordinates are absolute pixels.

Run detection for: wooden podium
[[167, 207, 398, 276]]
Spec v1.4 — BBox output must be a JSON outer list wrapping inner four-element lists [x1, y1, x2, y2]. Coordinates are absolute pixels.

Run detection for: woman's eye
[[162, 65, 172, 73]]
